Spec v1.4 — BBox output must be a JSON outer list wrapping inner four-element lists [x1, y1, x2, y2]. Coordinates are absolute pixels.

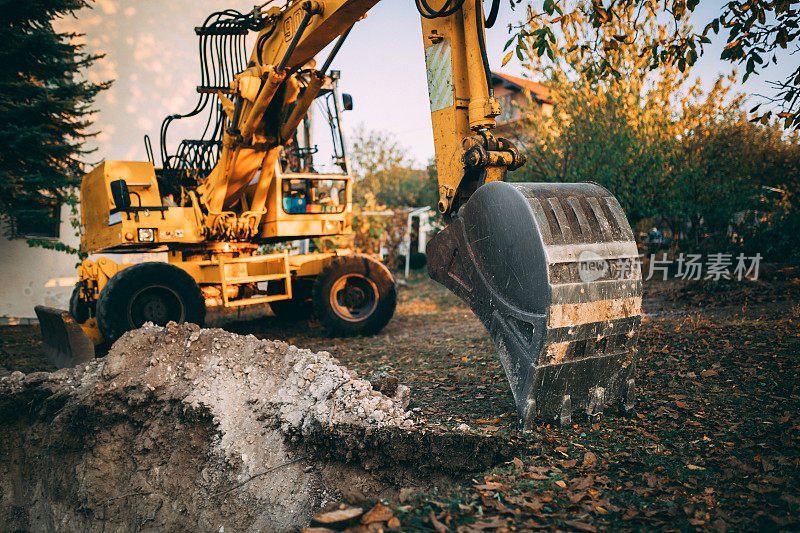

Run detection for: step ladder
[[214, 251, 292, 308]]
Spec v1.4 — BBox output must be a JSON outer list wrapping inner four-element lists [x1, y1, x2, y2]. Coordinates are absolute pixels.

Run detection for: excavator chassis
[[428, 181, 642, 430]]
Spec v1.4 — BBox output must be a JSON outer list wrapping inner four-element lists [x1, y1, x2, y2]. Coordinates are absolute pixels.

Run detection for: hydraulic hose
[[484, 0, 499, 28], [415, 0, 467, 19], [415, 0, 499, 26], [475, 0, 495, 97]]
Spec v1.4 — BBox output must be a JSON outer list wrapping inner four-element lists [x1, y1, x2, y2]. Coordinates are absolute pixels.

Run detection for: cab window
[[281, 178, 347, 214]]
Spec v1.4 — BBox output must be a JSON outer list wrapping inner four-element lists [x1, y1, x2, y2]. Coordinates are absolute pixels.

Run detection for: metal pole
[[405, 206, 431, 278], [277, 9, 313, 72], [405, 213, 412, 278]]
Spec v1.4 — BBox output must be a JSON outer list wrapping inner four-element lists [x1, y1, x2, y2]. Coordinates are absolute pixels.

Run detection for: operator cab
[[276, 69, 352, 219]]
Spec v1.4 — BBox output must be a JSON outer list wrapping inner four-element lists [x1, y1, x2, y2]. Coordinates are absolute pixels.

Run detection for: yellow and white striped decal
[[425, 39, 454, 113]]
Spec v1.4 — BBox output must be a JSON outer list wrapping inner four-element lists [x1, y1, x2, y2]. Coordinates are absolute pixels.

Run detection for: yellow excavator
[[36, 0, 642, 429]]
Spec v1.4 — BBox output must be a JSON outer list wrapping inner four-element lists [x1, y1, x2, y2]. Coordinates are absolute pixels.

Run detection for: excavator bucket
[[427, 181, 641, 430], [34, 306, 95, 368]]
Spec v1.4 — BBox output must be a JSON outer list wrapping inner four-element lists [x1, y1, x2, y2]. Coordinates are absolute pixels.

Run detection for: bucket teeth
[[428, 181, 642, 430], [621, 378, 636, 415], [586, 386, 606, 423], [558, 395, 572, 427]]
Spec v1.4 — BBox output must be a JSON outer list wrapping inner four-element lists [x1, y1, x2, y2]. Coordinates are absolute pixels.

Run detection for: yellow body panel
[[76, 251, 345, 310], [258, 165, 352, 240], [80, 161, 352, 252], [80, 161, 202, 253]]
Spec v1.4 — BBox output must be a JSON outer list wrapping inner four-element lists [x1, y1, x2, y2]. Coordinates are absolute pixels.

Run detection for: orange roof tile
[[491, 72, 551, 104]]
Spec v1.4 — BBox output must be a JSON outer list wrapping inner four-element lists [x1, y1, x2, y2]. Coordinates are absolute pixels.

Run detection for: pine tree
[[0, 0, 109, 246]]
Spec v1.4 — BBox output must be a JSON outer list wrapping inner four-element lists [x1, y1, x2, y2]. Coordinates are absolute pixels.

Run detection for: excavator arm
[[198, 0, 523, 231], [194, 0, 641, 428]]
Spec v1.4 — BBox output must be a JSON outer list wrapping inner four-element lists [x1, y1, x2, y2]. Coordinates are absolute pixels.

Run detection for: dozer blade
[[34, 306, 95, 368], [428, 181, 641, 430]]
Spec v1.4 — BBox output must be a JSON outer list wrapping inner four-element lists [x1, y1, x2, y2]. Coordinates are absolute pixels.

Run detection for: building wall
[[0, 204, 165, 323], [0, 205, 80, 323], [494, 85, 554, 140]]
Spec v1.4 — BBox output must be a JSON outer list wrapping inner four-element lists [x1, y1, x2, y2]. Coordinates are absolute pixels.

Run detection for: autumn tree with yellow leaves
[[507, 2, 800, 257]]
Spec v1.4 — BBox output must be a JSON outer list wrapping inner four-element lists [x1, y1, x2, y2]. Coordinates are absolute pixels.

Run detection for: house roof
[[491, 72, 551, 104]]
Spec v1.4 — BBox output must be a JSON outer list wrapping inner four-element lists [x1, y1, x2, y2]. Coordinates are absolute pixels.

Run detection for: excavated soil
[[0, 322, 518, 532]]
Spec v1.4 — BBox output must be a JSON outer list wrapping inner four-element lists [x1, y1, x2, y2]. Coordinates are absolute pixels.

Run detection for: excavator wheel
[[96, 262, 206, 344], [428, 181, 642, 430], [312, 254, 397, 337], [269, 278, 314, 320]]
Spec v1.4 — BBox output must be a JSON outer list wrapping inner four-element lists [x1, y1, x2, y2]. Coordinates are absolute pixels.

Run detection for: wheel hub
[[128, 285, 185, 328], [141, 297, 169, 323], [330, 274, 378, 322], [340, 286, 366, 308]]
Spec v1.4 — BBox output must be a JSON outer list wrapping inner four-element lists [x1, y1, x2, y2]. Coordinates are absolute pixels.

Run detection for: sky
[[60, 1, 795, 168]]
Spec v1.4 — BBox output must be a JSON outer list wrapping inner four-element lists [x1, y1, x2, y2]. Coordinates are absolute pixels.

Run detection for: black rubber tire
[[96, 262, 205, 344], [312, 254, 396, 336], [269, 278, 314, 320], [69, 283, 91, 323]]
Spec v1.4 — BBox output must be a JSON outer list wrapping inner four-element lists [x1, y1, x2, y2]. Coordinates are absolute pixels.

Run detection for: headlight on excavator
[[137, 228, 155, 242]]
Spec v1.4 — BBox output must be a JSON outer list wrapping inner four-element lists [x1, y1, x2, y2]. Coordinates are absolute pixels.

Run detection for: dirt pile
[[0, 322, 412, 532]]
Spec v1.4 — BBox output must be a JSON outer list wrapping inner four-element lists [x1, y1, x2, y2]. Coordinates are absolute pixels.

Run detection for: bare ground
[[1, 267, 799, 531]]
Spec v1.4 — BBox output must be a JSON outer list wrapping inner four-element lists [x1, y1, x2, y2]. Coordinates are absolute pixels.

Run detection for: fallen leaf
[[469, 518, 507, 530], [687, 464, 706, 471], [582, 452, 597, 468], [522, 499, 544, 512], [570, 476, 594, 491], [527, 472, 549, 480], [362, 503, 393, 524], [429, 511, 448, 533], [564, 519, 597, 532], [312, 507, 363, 524], [474, 482, 506, 491]]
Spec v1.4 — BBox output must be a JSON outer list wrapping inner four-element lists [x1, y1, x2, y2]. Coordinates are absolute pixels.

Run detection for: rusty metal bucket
[[427, 181, 641, 430]]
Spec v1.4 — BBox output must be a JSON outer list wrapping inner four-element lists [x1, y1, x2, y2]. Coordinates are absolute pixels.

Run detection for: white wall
[[0, 204, 166, 323], [0, 205, 81, 323]]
